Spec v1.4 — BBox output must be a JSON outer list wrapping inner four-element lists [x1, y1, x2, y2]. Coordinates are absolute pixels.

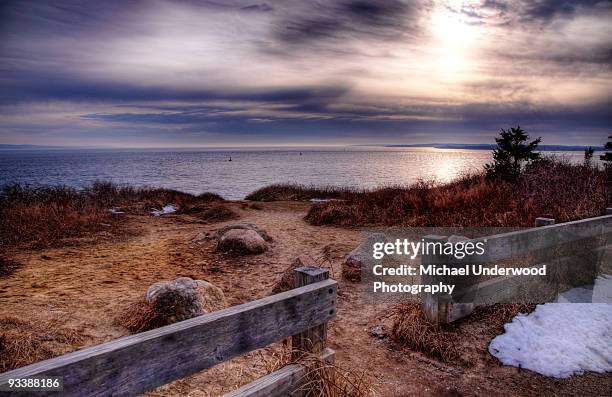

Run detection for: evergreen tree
[[600, 135, 612, 165], [485, 125, 541, 180], [584, 146, 594, 166]]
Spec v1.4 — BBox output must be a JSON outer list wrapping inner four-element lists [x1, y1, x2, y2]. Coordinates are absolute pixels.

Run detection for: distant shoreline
[[0, 143, 602, 152], [380, 143, 602, 151]]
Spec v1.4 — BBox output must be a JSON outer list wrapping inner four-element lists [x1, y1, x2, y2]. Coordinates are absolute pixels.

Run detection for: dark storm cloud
[[464, 0, 612, 25], [520, 0, 606, 23], [270, 0, 427, 49], [0, 69, 350, 105]]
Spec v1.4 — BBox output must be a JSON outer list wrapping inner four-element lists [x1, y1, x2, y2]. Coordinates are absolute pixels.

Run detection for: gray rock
[[216, 229, 268, 254], [213, 223, 272, 242], [343, 233, 387, 282], [369, 325, 387, 339], [145, 277, 226, 323]]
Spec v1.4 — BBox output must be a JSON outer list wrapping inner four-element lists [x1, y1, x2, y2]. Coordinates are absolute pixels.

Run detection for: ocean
[[0, 147, 588, 200]]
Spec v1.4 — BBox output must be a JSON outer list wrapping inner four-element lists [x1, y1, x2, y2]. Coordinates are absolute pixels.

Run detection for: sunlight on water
[[0, 148, 589, 200]]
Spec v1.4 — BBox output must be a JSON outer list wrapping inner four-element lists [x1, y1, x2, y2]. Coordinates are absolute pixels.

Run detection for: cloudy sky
[[0, 0, 611, 147]]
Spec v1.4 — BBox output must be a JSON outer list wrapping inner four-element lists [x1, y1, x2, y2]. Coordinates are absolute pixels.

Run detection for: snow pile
[[150, 204, 177, 216], [489, 302, 612, 378]]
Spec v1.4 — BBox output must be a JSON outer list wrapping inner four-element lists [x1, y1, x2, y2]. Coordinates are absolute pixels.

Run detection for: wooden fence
[[0, 267, 337, 397], [422, 210, 612, 324]]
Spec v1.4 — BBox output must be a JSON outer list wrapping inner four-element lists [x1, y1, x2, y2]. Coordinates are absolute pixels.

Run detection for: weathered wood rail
[[0, 267, 337, 397], [422, 210, 612, 324]]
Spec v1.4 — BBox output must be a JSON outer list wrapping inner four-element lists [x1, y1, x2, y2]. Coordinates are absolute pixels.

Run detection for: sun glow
[[428, 1, 480, 81]]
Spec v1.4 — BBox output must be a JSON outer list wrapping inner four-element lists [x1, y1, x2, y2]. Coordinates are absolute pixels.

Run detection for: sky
[[0, 0, 611, 148]]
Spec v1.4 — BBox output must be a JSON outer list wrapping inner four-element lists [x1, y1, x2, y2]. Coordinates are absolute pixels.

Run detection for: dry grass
[[468, 303, 537, 328], [389, 303, 461, 364], [194, 204, 239, 223], [0, 181, 224, 249], [246, 184, 358, 202], [389, 302, 536, 365], [296, 354, 376, 397], [304, 160, 611, 227], [257, 347, 376, 397], [0, 316, 84, 372], [114, 300, 169, 333]]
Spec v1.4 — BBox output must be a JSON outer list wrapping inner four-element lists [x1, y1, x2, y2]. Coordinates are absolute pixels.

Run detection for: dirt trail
[[1, 202, 610, 396]]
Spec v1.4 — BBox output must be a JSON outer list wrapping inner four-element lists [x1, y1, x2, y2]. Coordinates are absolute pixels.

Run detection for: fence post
[[606, 208, 612, 215], [535, 217, 555, 227], [292, 266, 330, 359], [421, 235, 448, 325]]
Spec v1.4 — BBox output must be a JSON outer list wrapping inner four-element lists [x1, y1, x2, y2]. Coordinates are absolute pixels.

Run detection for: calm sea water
[[0, 148, 587, 200]]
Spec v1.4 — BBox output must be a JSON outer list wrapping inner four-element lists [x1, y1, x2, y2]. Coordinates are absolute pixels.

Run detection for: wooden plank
[[451, 256, 576, 305], [292, 267, 330, 359], [0, 279, 337, 397], [473, 214, 612, 263], [222, 348, 335, 397], [421, 215, 611, 324]]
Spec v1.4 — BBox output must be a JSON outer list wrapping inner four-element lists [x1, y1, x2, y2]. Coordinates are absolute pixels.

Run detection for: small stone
[[216, 229, 267, 255]]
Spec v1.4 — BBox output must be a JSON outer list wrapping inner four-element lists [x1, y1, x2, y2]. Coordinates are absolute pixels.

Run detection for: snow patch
[[151, 204, 177, 216], [489, 299, 612, 378]]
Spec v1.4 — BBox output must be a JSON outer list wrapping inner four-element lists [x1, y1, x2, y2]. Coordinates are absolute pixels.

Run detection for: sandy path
[[1, 202, 610, 396]]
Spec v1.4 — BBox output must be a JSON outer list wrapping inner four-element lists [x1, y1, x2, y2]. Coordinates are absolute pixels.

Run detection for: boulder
[[145, 277, 226, 323], [272, 254, 319, 294], [216, 228, 268, 254], [343, 233, 387, 282], [213, 223, 272, 242]]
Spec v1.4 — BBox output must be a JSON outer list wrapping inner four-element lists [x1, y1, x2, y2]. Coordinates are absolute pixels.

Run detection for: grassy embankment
[[248, 159, 611, 227], [0, 181, 225, 251]]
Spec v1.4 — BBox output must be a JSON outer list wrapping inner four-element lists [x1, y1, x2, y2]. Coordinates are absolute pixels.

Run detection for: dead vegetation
[[248, 160, 611, 228], [0, 316, 84, 372], [0, 181, 224, 249], [114, 300, 169, 334], [246, 184, 357, 202], [296, 354, 376, 397], [256, 347, 376, 397], [307, 160, 610, 227], [193, 204, 239, 223], [389, 303, 462, 364], [389, 303, 536, 365]]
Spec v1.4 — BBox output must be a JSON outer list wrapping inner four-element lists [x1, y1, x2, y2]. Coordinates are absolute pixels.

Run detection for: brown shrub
[[246, 184, 358, 201], [390, 303, 537, 365], [296, 353, 376, 397], [196, 205, 239, 223], [390, 303, 461, 364], [0, 185, 115, 249], [0, 316, 84, 372], [114, 301, 169, 333], [306, 160, 611, 227], [0, 182, 224, 249]]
